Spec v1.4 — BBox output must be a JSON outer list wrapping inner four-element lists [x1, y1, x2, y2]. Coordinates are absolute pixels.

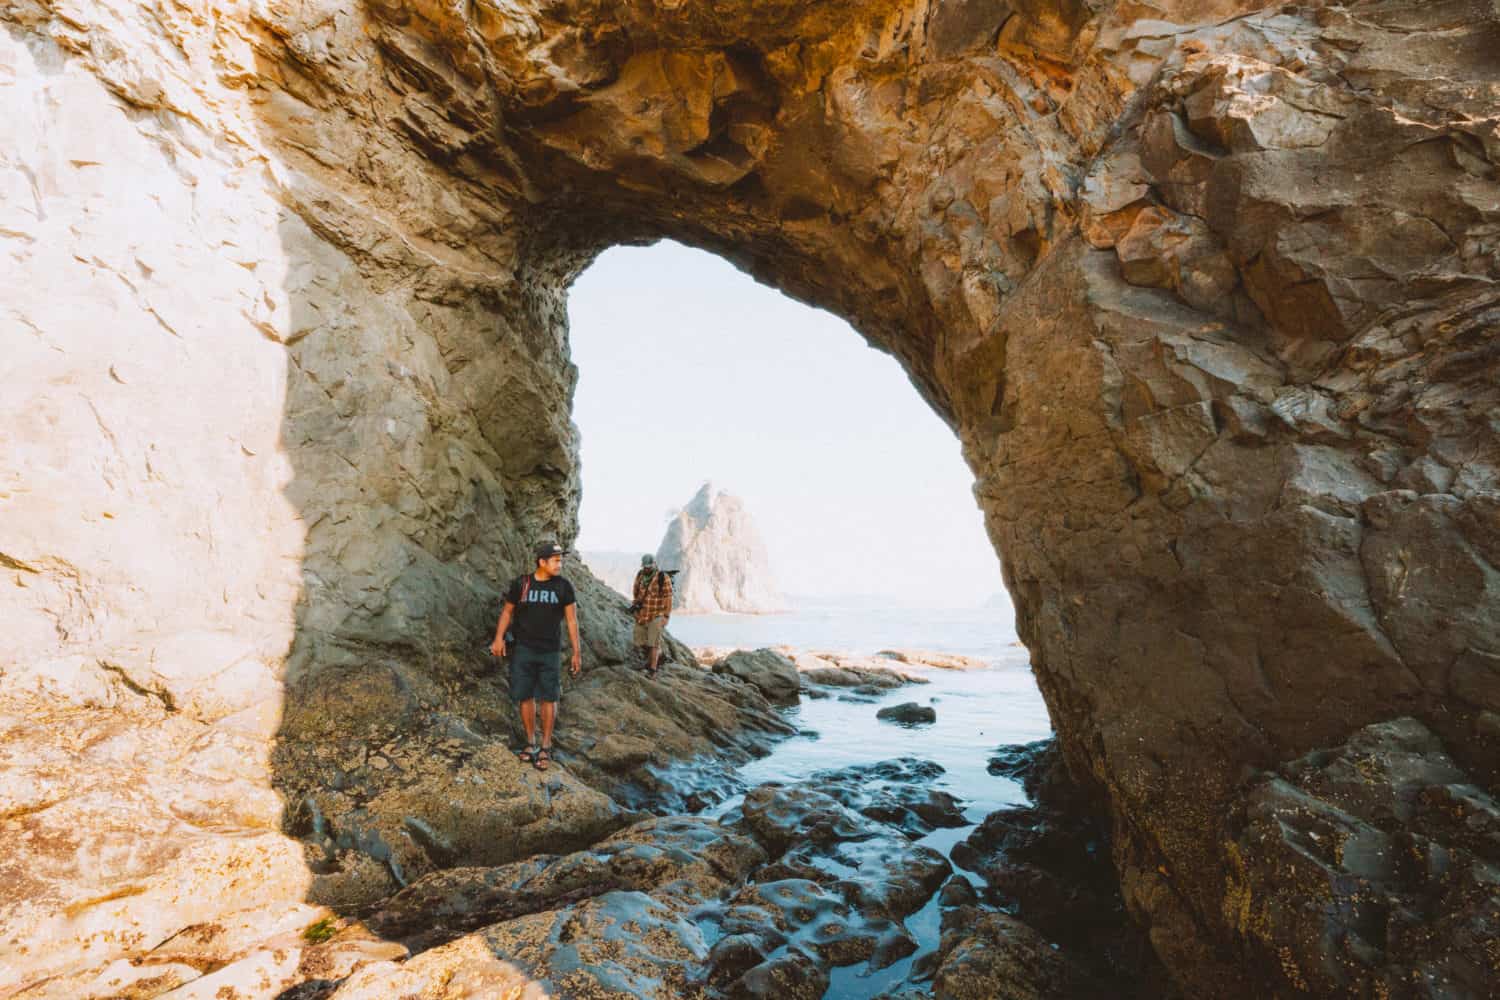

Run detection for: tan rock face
[[3, 0, 1498, 995], [657, 482, 787, 614]]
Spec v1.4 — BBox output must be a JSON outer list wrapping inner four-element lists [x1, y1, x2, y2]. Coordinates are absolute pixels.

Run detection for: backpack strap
[[517, 574, 532, 604]]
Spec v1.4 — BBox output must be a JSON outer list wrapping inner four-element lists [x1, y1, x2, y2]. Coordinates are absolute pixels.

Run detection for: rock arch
[[3, 1, 1498, 995]]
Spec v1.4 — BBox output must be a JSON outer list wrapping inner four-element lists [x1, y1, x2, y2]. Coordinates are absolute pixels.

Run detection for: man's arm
[[564, 603, 581, 674], [490, 602, 514, 657]]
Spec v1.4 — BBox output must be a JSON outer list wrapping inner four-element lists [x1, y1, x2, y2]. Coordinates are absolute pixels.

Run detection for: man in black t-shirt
[[489, 541, 580, 771]]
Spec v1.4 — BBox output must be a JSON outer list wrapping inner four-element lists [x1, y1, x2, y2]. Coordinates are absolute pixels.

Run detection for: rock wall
[[3, 0, 1499, 996], [658, 482, 787, 614]]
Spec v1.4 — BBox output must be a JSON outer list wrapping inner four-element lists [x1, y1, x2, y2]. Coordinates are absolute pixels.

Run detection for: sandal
[[516, 744, 538, 763], [533, 747, 551, 772]]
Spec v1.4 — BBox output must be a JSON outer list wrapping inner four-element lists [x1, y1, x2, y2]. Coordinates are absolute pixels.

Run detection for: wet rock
[[788, 650, 928, 691], [723, 946, 827, 1000], [938, 875, 978, 908], [806, 758, 969, 838], [741, 784, 876, 856], [706, 878, 913, 974], [776, 835, 951, 920], [877, 702, 937, 726], [552, 661, 798, 811], [740, 777, 953, 921], [369, 815, 765, 951], [951, 806, 1120, 947], [931, 909, 1106, 1000], [1225, 719, 1500, 997], [961, 740, 1172, 995], [711, 648, 802, 706]]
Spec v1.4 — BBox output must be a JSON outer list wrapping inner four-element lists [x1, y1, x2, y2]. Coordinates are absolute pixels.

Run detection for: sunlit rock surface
[[3, 0, 1499, 995], [657, 482, 789, 614]]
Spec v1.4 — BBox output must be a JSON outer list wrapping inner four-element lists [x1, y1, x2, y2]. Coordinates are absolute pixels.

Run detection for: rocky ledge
[[180, 753, 1111, 1000], [696, 646, 962, 702]]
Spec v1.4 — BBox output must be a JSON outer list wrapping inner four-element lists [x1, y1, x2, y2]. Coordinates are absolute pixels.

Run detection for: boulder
[[804, 758, 969, 838], [711, 648, 802, 706], [930, 910, 1106, 1000], [876, 702, 938, 726]]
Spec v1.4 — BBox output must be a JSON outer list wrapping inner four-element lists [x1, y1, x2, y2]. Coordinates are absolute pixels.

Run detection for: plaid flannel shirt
[[633, 570, 673, 623]]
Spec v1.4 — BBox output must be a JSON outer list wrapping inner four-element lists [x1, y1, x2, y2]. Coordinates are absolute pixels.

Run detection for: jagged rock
[[543, 659, 798, 811], [930, 909, 1106, 1000], [877, 702, 938, 726], [959, 741, 1151, 985], [657, 483, 787, 614], [1225, 719, 1500, 997], [4, 1, 1499, 995], [703, 647, 930, 692], [368, 815, 765, 953], [739, 777, 952, 921], [334, 891, 710, 999], [710, 648, 802, 706], [804, 758, 969, 839]]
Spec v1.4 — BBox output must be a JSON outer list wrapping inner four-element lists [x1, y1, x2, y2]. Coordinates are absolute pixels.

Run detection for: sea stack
[[657, 483, 786, 614]]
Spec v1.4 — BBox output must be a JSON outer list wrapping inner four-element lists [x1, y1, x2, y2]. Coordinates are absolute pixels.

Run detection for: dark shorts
[[509, 644, 561, 703]]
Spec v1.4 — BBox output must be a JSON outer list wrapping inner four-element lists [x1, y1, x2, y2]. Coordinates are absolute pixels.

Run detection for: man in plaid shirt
[[632, 554, 674, 677]]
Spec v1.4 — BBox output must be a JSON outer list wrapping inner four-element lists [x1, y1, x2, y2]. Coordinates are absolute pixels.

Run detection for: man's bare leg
[[647, 644, 661, 676], [539, 700, 558, 748], [519, 699, 537, 748]]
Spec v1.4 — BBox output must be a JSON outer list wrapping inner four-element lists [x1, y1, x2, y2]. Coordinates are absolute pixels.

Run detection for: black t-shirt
[[505, 574, 576, 651]]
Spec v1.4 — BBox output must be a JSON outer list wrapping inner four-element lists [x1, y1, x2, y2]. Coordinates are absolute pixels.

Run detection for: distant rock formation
[[657, 483, 786, 614]]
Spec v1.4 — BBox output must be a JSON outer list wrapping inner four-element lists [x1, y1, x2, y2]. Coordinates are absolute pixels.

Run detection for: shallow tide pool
[[702, 646, 1053, 997]]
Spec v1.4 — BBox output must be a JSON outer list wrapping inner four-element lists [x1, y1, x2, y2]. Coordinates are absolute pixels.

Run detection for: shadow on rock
[[949, 738, 1176, 998]]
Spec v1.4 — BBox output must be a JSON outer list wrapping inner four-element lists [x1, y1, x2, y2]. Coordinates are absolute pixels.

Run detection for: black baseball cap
[[534, 540, 565, 560]]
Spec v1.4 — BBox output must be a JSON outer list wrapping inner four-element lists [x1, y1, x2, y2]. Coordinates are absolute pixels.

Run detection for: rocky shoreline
[[173, 746, 1144, 1000], [12, 649, 1131, 1000]]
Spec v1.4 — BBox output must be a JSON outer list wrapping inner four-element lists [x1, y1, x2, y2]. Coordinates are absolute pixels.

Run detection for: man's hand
[[490, 638, 507, 658], [570, 649, 582, 676]]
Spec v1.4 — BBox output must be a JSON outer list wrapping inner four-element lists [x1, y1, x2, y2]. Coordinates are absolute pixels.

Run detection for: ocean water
[[669, 600, 1049, 804], [668, 599, 1022, 662], [670, 602, 1054, 997]]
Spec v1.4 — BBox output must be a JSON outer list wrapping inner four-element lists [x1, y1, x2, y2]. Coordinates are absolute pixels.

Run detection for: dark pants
[[509, 644, 561, 703]]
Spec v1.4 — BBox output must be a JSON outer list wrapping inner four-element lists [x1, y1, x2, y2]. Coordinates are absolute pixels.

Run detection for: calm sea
[[668, 598, 1022, 661], [673, 600, 1053, 997]]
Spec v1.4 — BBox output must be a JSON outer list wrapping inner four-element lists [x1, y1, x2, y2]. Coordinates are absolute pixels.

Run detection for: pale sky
[[568, 241, 1006, 608]]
